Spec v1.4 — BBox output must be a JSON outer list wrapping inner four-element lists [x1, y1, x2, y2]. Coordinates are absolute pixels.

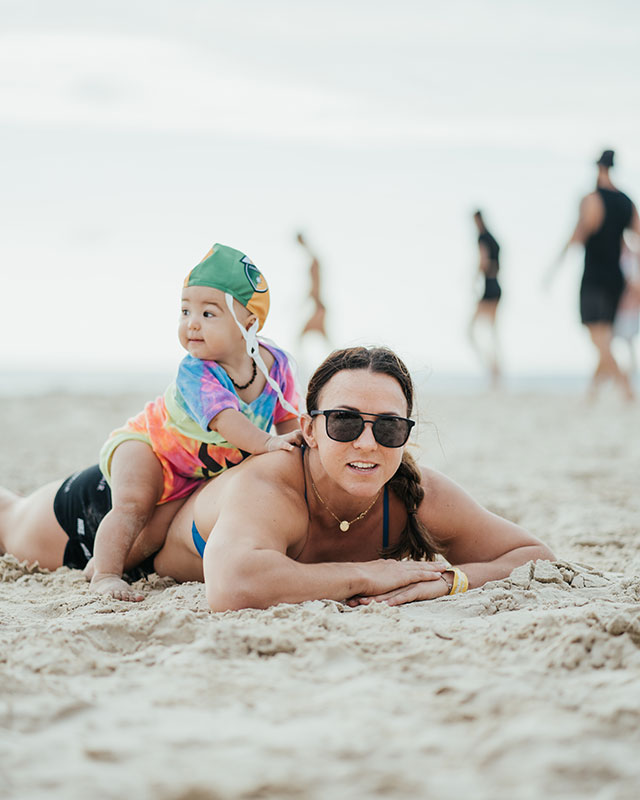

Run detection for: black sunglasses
[[310, 409, 415, 448]]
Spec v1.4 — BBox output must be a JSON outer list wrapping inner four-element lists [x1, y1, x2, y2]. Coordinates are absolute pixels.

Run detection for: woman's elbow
[[206, 585, 240, 612], [203, 547, 293, 611], [203, 548, 266, 611], [205, 572, 273, 612], [207, 591, 268, 612], [531, 542, 556, 563]]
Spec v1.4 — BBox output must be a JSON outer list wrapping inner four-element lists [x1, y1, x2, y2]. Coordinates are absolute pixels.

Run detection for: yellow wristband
[[446, 567, 469, 595]]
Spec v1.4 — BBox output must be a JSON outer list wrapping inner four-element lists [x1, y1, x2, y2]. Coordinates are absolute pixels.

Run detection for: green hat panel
[[184, 243, 270, 330]]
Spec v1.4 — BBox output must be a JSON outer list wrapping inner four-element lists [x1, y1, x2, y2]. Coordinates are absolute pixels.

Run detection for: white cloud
[[2, 26, 639, 159], [0, 32, 355, 136]]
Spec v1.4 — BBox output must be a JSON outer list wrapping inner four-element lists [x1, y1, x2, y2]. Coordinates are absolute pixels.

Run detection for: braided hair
[[306, 346, 441, 561]]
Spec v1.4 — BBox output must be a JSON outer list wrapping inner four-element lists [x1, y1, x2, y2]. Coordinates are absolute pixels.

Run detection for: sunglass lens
[[326, 411, 364, 441], [373, 417, 410, 447]]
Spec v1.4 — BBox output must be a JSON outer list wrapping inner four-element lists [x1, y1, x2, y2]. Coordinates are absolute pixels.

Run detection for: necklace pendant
[[339, 520, 350, 532]]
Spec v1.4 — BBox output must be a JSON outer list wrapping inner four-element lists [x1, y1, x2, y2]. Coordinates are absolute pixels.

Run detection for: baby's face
[[178, 286, 249, 362]]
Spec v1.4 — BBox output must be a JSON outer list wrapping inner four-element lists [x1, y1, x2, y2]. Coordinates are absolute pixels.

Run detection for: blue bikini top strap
[[192, 520, 206, 558], [382, 485, 389, 549]]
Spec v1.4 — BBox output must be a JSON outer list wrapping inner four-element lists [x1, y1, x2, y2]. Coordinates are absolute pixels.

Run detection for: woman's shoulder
[[191, 449, 308, 549], [387, 464, 463, 522], [247, 446, 304, 476], [225, 448, 307, 506], [413, 465, 475, 520], [418, 464, 471, 500], [418, 464, 451, 490]]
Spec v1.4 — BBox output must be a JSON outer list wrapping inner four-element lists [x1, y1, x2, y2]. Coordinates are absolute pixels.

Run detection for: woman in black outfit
[[469, 210, 502, 386], [554, 150, 640, 400]]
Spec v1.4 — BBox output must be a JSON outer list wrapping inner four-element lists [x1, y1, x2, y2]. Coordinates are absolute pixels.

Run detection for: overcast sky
[[2, 0, 639, 389]]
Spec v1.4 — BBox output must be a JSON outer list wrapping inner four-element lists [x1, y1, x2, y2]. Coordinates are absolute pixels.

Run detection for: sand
[[1, 388, 640, 799]]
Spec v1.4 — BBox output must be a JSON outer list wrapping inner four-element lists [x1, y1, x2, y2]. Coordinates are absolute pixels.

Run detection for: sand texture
[[1, 389, 640, 800]]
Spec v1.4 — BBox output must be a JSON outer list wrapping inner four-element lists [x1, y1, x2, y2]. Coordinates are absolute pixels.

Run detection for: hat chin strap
[[224, 293, 301, 420]]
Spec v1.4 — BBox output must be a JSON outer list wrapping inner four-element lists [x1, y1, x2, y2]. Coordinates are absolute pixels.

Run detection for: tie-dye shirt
[[99, 341, 299, 503]]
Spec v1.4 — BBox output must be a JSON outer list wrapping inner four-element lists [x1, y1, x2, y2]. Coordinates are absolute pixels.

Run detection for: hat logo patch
[[242, 255, 268, 293]]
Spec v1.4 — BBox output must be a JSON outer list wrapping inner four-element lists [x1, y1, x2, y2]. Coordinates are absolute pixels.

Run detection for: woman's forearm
[[455, 543, 555, 589], [206, 550, 368, 610], [205, 549, 445, 611]]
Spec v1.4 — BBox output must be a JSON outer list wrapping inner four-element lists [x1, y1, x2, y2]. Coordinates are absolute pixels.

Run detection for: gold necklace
[[309, 474, 381, 532]]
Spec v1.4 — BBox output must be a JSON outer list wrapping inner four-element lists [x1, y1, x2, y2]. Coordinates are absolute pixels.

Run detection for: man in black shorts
[[554, 149, 640, 400]]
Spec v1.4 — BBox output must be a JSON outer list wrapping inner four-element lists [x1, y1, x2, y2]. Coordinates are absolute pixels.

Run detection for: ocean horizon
[[0, 366, 614, 398]]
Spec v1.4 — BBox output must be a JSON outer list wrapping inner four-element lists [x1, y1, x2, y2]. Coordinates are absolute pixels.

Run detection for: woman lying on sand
[[0, 347, 554, 610]]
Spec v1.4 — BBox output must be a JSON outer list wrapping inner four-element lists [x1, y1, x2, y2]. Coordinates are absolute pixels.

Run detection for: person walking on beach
[[296, 231, 329, 342], [468, 210, 502, 386], [613, 242, 640, 378], [295, 231, 332, 383], [551, 149, 640, 400], [91, 243, 301, 601]]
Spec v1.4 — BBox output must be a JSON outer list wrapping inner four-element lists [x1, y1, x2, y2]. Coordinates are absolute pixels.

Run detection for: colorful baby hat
[[184, 243, 270, 331]]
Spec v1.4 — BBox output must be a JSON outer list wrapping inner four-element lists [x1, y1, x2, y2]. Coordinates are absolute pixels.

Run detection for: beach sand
[[1, 389, 640, 799]]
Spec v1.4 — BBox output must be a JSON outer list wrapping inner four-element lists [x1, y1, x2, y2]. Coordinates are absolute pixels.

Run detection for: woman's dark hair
[[306, 346, 441, 562]]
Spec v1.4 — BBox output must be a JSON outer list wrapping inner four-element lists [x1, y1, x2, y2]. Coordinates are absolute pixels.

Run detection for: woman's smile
[[347, 460, 378, 473]]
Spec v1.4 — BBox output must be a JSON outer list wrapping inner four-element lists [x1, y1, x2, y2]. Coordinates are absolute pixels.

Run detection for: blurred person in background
[[296, 231, 332, 383], [551, 149, 640, 401], [297, 231, 329, 341], [468, 210, 502, 387], [613, 240, 640, 379]]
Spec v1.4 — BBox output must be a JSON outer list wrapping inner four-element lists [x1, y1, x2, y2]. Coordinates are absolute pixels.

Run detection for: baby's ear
[[245, 314, 258, 331]]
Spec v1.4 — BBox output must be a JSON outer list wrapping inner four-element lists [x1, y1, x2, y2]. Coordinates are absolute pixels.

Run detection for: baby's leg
[[83, 493, 187, 580], [123, 495, 183, 569], [91, 441, 164, 601]]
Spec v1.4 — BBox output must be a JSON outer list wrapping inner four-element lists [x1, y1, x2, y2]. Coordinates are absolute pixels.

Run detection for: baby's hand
[[266, 429, 304, 452], [90, 572, 145, 602]]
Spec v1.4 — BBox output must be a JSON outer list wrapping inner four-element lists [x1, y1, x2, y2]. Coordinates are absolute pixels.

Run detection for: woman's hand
[[347, 574, 449, 607], [348, 559, 448, 607]]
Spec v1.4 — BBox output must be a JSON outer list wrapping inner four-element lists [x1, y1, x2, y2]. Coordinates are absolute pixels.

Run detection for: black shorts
[[53, 465, 155, 579], [579, 284, 623, 325], [481, 278, 502, 302]]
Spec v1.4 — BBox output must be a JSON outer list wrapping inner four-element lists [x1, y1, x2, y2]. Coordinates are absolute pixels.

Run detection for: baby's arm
[[275, 418, 300, 435], [211, 408, 302, 454]]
